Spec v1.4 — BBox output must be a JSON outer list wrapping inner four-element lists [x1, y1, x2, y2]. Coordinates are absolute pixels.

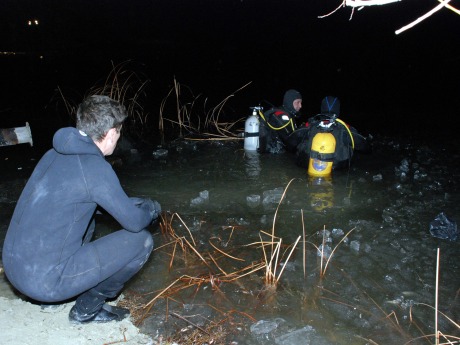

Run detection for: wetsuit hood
[[321, 96, 341, 117], [282, 89, 302, 117], [53, 127, 103, 156]]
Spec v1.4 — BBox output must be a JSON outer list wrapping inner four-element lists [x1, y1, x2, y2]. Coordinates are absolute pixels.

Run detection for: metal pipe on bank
[[0, 122, 33, 147]]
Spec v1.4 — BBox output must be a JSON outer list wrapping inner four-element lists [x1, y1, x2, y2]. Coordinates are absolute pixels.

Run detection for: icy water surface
[[1, 135, 459, 344]]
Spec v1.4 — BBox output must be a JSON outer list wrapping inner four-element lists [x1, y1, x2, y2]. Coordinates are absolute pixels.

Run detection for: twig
[[302, 209, 306, 279], [435, 247, 440, 345], [170, 312, 211, 335], [209, 239, 245, 262]]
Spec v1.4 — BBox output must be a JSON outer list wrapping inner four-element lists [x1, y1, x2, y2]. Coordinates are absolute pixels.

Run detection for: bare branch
[[318, 2, 345, 18], [437, 0, 460, 14], [395, 0, 452, 34], [345, 0, 401, 7]]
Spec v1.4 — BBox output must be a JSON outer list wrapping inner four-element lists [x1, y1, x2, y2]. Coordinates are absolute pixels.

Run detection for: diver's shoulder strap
[[258, 108, 294, 132], [335, 118, 355, 150]]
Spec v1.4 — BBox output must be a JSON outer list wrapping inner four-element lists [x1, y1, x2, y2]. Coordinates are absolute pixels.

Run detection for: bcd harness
[[258, 109, 295, 134]]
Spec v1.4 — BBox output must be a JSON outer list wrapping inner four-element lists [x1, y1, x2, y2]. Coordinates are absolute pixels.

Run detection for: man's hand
[[131, 197, 162, 222]]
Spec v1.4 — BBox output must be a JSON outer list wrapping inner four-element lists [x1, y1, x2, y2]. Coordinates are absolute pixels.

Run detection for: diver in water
[[258, 89, 303, 154], [295, 96, 371, 170]]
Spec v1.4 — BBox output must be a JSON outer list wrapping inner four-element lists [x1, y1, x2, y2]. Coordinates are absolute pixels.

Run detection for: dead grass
[[158, 78, 251, 142], [121, 187, 459, 345]]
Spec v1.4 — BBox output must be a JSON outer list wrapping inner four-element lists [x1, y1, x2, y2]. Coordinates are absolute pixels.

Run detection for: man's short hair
[[76, 95, 128, 141]]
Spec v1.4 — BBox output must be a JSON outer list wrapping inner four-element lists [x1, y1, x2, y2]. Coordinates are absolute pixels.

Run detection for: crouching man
[[2, 95, 161, 323]]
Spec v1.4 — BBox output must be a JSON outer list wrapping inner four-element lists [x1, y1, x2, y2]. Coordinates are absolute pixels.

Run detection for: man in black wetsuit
[[295, 96, 371, 170], [258, 89, 303, 153], [2, 95, 161, 324]]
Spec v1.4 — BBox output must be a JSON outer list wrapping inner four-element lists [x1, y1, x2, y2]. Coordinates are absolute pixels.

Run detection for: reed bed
[[158, 78, 251, 142]]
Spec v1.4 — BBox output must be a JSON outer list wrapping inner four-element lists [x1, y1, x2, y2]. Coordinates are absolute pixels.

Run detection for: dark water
[[2, 133, 458, 344], [121, 136, 460, 344]]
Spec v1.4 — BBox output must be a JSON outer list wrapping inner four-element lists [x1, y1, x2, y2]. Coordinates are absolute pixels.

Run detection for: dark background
[[1, 0, 459, 147]]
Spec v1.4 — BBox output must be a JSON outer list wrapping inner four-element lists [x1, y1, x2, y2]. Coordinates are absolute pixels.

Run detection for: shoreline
[[0, 268, 154, 345]]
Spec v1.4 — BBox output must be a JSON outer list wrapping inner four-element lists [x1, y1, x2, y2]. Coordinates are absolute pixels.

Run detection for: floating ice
[[372, 174, 383, 182], [262, 187, 284, 205], [350, 240, 360, 252], [400, 158, 410, 173], [317, 244, 332, 258], [199, 190, 209, 200], [190, 190, 209, 207], [250, 320, 279, 335], [317, 229, 331, 239], [274, 325, 319, 345], [152, 148, 168, 159], [247, 194, 261, 207], [429, 212, 458, 241], [332, 228, 344, 237], [413, 169, 428, 181], [190, 196, 205, 206]]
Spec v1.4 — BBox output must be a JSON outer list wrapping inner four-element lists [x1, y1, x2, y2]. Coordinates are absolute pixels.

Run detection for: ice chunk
[[372, 174, 383, 182], [332, 228, 344, 237], [317, 244, 332, 259], [400, 158, 410, 173], [317, 231, 332, 243], [429, 212, 458, 241], [246, 194, 261, 207], [199, 190, 209, 200], [262, 187, 284, 205], [152, 148, 168, 159], [250, 320, 279, 335], [413, 170, 428, 181], [260, 214, 269, 225], [190, 196, 205, 206], [350, 240, 360, 252], [275, 325, 323, 345]]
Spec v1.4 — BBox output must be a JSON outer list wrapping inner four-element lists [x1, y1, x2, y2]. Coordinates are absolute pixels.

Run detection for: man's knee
[[137, 229, 154, 254]]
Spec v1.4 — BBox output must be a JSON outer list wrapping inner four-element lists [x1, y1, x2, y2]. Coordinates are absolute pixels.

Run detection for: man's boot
[[69, 290, 130, 323]]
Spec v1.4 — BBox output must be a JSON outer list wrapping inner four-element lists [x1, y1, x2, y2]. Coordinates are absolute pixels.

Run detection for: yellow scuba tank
[[308, 132, 336, 177]]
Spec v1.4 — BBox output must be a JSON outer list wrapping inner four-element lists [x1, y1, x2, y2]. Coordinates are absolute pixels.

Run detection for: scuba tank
[[307, 115, 337, 177], [308, 132, 336, 177], [244, 106, 262, 151]]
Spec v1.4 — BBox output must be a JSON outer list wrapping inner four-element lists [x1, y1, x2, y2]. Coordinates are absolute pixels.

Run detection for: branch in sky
[[319, 0, 459, 35]]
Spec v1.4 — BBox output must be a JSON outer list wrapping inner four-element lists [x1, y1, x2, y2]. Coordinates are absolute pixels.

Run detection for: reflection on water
[[1, 136, 459, 344]]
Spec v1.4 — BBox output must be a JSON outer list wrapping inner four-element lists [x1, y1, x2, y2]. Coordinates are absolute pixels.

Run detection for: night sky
[[1, 0, 459, 139]]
